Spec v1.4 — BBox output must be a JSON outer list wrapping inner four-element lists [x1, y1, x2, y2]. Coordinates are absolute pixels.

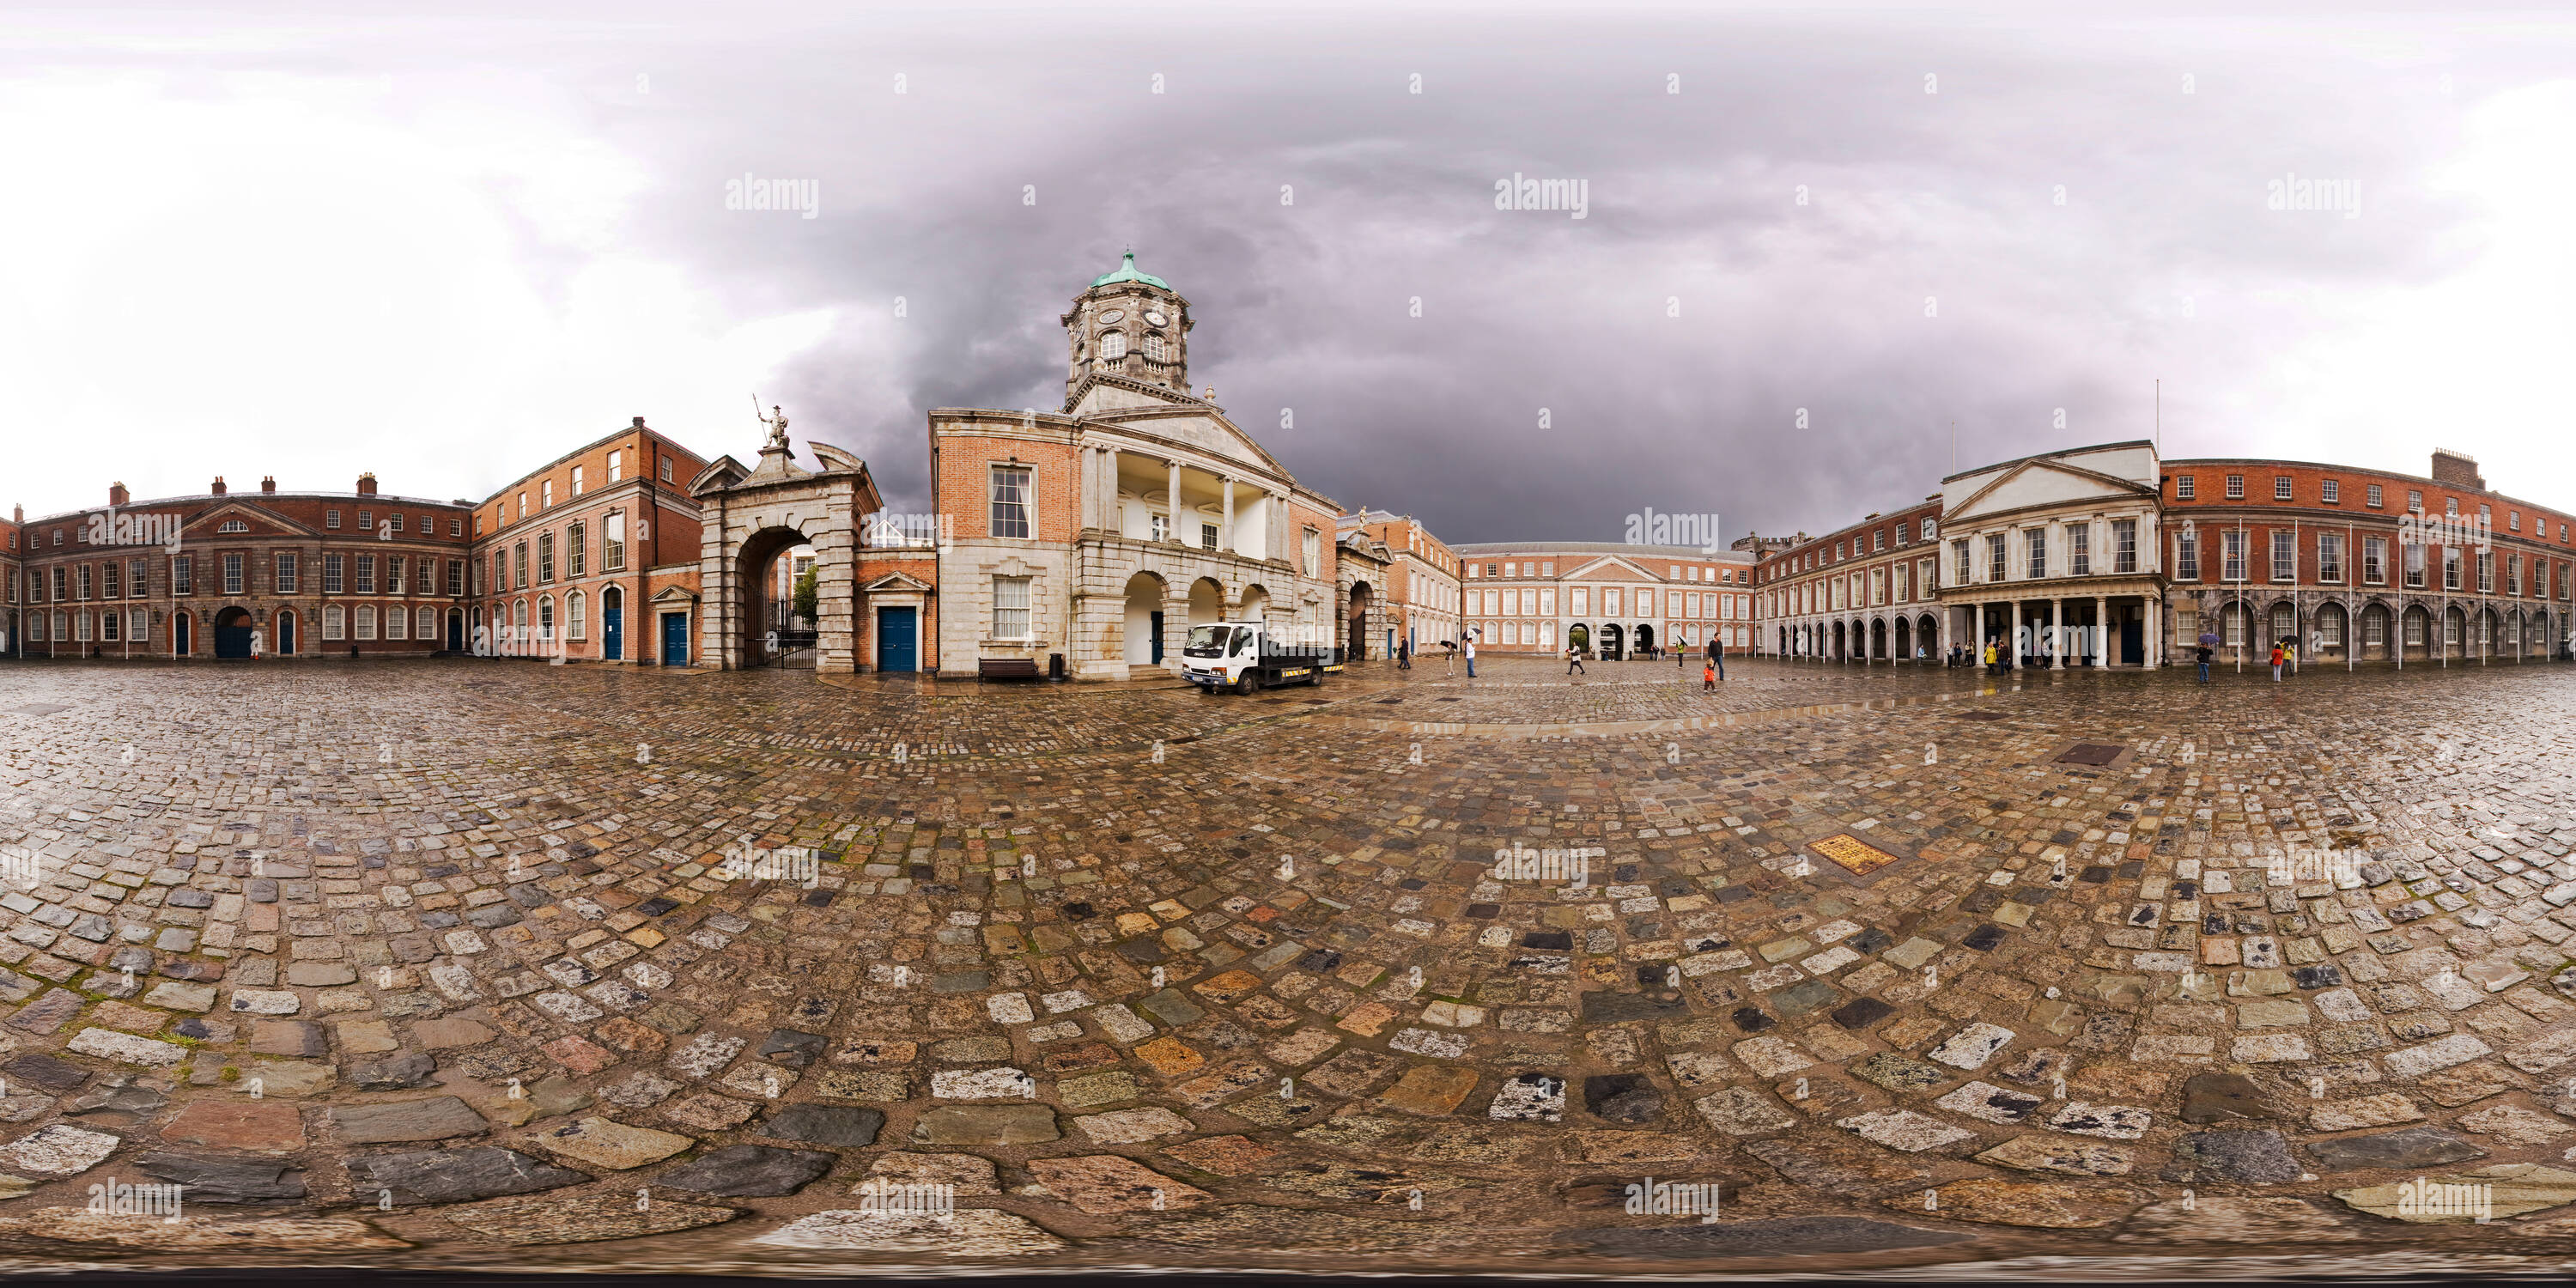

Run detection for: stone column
[[2095, 595, 2108, 666], [1166, 461, 1184, 544], [1220, 476, 1236, 555], [2010, 601, 2022, 671], [1091, 447, 1115, 532], [2147, 597, 2160, 669], [2050, 598, 2064, 669]]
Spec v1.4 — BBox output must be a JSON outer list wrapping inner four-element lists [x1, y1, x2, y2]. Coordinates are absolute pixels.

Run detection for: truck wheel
[[1235, 672, 1257, 696]]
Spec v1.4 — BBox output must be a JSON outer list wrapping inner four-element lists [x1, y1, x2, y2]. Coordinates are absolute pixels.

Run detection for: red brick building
[[1449, 543, 1759, 658], [1757, 498, 1945, 660], [1338, 510, 1461, 656], [2161, 448, 2572, 665], [471, 418, 712, 665], [14, 474, 473, 659], [1, 507, 21, 655]]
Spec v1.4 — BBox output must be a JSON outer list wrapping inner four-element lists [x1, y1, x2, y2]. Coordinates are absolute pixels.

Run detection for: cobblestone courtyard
[[4, 654, 2576, 1274]]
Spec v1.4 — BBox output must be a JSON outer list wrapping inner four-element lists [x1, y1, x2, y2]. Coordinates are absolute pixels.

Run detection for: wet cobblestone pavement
[[5, 654, 2576, 1276]]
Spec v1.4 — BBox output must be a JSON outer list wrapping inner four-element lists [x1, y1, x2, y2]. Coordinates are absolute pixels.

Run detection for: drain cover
[[2058, 743, 2126, 766], [1953, 710, 2005, 721]]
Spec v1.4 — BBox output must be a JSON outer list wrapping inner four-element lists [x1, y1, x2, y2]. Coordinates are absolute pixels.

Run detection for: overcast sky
[[7, 2, 2574, 544]]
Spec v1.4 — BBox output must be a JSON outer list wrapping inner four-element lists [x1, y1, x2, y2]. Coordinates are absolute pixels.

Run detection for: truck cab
[[1180, 621, 1340, 694]]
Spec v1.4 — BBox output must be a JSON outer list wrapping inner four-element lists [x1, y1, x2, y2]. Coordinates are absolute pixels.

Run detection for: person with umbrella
[[2196, 629, 2219, 684]]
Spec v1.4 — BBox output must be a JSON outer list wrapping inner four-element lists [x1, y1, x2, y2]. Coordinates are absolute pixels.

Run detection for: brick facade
[[1757, 498, 1944, 660], [474, 418, 712, 665], [13, 475, 473, 659], [1450, 543, 1759, 659]]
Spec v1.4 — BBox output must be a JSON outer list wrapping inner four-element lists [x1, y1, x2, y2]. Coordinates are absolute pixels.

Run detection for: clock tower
[[1061, 252, 1194, 406]]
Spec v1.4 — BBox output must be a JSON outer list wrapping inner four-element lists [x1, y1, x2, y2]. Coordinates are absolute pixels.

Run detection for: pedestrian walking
[[1443, 639, 1455, 676], [1566, 642, 1586, 676], [1702, 660, 1716, 691], [1397, 639, 1411, 671], [2197, 642, 2213, 684], [2269, 640, 2286, 682], [1983, 639, 1998, 675], [1464, 629, 1478, 679], [1710, 635, 1725, 681]]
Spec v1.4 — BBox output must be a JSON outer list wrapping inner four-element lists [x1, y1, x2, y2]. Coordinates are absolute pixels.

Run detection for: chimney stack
[[262, 476, 277, 494], [109, 481, 130, 507], [357, 471, 379, 496], [2429, 448, 2484, 492], [211, 477, 227, 495], [632, 416, 647, 429]]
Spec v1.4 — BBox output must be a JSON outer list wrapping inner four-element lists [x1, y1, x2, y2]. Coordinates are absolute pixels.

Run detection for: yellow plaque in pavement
[[1808, 832, 1904, 878]]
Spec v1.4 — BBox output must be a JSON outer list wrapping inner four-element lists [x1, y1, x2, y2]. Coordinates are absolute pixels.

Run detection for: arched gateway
[[688, 416, 886, 671]]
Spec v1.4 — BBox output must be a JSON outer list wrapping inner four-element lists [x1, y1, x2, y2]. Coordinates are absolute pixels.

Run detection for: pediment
[[1563, 555, 1661, 582], [689, 456, 750, 497], [184, 501, 319, 541], [863, 571, 933, 593], [809, 440, 866, 473], [1076, 399, 1292, 481], [1946, 457, 2156, 522]]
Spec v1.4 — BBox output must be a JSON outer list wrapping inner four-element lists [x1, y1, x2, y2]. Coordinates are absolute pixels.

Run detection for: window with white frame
[[989, 466, 1032, 538], [356, 605, 377, 640], [324, 605, 344, 640], [2113, 519, 2138, 574], [993, 576, 1031, 640]]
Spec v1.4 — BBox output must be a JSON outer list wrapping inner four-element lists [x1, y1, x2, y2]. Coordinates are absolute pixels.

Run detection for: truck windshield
[[1183, 626, 1230, 657]]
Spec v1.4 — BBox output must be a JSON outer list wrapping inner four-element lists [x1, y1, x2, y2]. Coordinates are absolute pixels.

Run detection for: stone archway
[[1346, 580, 1373, 660], [1188, 577, 1225, 627], [732, 525, 810, 665], [1124, 571, 1167, 666], [689, 422, 882, 671]]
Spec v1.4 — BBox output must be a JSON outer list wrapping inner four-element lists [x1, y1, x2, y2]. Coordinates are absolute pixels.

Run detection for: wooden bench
[[977, 657, 1043, 681]]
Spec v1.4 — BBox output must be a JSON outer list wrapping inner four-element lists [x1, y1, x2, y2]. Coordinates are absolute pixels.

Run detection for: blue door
[[603, 607, 623, 660], [1149, 611, 1163, 665], [877, 605, 917, 672], [661, 612, 689, 665]]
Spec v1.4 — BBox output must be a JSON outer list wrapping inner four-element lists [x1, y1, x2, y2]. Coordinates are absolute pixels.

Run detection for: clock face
[[1097, 310, 1124, 325], [1142, 309, 1166, 326]]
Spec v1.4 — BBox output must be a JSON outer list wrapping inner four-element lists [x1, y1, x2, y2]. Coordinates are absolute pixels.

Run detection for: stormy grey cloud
[[9, 3, 2575, 537]]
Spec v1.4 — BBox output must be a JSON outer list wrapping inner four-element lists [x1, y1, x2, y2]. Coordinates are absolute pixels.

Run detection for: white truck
[[1180, 621, 1340, 694]]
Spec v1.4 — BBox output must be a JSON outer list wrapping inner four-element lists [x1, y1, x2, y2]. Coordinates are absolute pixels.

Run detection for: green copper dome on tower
[[1091, 251, 1170, 290]]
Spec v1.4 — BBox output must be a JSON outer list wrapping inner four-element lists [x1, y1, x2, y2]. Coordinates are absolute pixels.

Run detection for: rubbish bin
[[1048, 653, 1066, 681]]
